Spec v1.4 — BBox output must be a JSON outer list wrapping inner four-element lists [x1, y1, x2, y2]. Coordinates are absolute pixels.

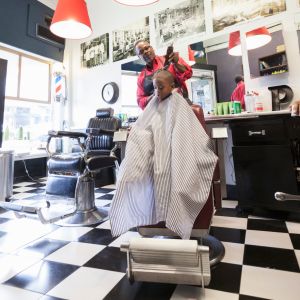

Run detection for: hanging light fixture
[[50, 0, 92, 39], [228, 30, 241, 56], [246, 26, 272, 50], [228, 26, 272, 56], [114, 0, 159, 6]]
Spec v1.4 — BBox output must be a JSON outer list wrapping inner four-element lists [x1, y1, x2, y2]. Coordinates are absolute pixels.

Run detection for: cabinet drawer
[[231, 119, 288, 146]]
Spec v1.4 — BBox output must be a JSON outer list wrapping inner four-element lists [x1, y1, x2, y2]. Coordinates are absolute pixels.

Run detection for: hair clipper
[[164, 44, 174, 69]]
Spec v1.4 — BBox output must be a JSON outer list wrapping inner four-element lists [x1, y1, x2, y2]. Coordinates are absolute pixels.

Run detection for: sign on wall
[[212, 0, 286, 32], [154, 0, 205, 48], [80, 33, 109, 68], [112, 17, 150, 62]]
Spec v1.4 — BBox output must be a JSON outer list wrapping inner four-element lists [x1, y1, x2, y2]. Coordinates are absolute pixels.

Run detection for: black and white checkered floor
[[0, 179, 300, 300]]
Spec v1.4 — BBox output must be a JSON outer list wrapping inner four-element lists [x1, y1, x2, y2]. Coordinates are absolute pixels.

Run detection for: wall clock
[[101, 82, 119, 104]]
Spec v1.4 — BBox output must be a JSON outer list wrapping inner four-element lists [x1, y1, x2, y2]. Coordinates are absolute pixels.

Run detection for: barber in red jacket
[[135, 40, 192, 110]]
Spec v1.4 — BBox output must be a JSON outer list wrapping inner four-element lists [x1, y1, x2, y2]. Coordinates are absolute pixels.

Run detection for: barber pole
[[54, 73, 64, 101]]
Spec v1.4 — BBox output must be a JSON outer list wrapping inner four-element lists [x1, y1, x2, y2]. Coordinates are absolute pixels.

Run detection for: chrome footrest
[[121, 238, 211, 286]]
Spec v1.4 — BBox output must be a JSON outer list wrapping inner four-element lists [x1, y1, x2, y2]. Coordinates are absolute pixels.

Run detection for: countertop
[[205, 110, 291, 123]]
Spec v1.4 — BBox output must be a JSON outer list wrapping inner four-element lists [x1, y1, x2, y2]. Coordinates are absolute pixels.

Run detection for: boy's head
[[153, 70, 175, 102]]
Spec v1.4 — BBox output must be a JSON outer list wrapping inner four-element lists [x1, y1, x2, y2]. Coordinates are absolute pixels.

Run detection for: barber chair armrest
[[47, 130, 87, 156], [86, 128, 115, 136], [275, 192, 300, 201], [86, 155, 117, 173], [48, 130, 88, 139]]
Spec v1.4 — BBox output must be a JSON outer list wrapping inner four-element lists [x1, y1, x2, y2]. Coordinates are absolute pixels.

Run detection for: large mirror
[[247, 24, 287, 78], [189, 32, 243, 105]]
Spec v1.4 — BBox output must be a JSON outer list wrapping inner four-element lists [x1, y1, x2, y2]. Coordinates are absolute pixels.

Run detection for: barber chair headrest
[[96, 108, 114, 118]]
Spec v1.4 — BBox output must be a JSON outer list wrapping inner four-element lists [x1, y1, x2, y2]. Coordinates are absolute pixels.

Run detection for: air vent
[[36, 24, 65, 48]]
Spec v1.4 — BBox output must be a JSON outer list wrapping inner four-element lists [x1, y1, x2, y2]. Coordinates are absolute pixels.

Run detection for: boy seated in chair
[[109, 70, 218, 239]]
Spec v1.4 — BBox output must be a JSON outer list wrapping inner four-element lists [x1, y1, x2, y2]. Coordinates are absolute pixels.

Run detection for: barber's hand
[[289, 100, 300, 116], [169, 52, 179, 64]]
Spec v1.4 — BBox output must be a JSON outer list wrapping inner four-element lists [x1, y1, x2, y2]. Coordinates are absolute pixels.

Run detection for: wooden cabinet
[[230, 115, 300, 213]]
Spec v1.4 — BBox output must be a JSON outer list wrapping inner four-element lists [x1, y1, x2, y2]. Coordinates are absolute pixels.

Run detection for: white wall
[[62, 0, 300, 128]]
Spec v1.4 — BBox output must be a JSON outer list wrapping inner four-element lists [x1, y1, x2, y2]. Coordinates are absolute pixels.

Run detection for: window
[[0, 46, 52, 152]]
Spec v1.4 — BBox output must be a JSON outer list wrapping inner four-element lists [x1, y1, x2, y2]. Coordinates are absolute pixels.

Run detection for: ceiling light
[[50, 0, 92, 39]]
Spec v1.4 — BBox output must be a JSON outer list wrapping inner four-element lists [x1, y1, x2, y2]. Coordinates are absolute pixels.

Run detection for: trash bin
[[0, 149, 14, 201]]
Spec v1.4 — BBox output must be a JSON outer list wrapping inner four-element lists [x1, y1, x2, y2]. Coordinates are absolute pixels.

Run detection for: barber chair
[[0, 108, 121, 227], [120, 104, 225, 287]]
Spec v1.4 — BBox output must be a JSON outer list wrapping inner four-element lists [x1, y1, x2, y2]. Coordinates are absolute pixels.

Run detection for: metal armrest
[[47, 130, 87, 156], [48, 130, 88, 139], [275, 192, 300, 201], [86, 128, 115, 136]]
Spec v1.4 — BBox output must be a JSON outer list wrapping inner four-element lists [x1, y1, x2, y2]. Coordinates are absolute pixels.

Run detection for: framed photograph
[[112, 17, 150, 62], [212, 0, 286, 32], [81, 33, 109, 68], [154, 0, 205, 48]]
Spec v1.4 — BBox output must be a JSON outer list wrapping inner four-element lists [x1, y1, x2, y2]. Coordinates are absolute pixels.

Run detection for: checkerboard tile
[[0, 180, 299, 299]]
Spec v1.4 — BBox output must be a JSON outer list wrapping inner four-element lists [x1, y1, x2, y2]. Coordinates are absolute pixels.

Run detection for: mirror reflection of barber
[[135, 40, 193, 110]]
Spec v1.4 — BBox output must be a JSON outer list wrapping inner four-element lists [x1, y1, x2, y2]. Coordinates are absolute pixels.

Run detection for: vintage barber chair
[[121, 104, 225, 287], [0, 108, 121, 226]]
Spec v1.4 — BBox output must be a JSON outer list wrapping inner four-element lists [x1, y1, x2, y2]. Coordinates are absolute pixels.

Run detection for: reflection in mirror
[[190, 32, 243, 104], [247, 24, 287, 78], [119, 59, 145, 117]]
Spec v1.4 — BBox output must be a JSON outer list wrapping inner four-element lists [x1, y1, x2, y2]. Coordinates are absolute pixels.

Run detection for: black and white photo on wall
[[212, 0, 286, 32], [80, 33, 109, 68], [154, 0, 205, 48], [112, 17, 150, 62]]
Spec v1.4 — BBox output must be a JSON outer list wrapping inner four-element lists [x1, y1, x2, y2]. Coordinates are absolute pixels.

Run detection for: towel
[[109, 91, 218, 239]]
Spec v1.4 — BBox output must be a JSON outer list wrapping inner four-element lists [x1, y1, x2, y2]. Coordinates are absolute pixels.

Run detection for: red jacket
[[137, 55, 192, 109], [231, 81, 245, 109]]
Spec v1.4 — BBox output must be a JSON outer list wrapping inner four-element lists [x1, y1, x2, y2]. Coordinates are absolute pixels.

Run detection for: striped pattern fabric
[[109, 92, 218, 239]]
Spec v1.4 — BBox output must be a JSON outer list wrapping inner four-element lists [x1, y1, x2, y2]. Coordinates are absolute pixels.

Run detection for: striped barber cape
[[109, 92, 218, 239]]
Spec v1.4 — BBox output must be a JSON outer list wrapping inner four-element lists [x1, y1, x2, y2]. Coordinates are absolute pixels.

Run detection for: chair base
[[200, 235, 225, 267], [55, 206, 109, 227]]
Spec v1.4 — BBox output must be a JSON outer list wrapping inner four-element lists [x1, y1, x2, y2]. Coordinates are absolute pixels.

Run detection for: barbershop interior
[[0, 0, 300, 299]]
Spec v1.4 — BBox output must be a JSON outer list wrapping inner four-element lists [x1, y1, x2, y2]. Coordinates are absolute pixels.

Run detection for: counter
[[205, 110, 300, 215], [204, 110, 290, 123]]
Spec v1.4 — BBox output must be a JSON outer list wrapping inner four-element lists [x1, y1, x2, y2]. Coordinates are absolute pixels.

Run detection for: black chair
[[46, 108, 121, 197], [0, 108, 122, 226]]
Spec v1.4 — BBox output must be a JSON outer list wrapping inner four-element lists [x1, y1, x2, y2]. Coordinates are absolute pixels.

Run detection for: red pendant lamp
[[246, 26, 272, 50], [50, 0, 92, 39], [228, 30, 241, 56], [228, 26, 271, 56], [114, 0, 159, 5]]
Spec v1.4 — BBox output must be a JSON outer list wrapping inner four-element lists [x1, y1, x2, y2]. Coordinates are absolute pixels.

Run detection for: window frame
[[0, 45, 52, 104]]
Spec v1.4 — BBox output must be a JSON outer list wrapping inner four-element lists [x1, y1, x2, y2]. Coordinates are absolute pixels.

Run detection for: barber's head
[[235, 75, 244, 84], [153, 70, 175, 102], [135, 40, 156, 65]]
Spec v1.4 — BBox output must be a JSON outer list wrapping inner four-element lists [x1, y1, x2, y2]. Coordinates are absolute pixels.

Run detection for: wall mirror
[[190, 31, 243, 102], [247, 24, 287, 78]]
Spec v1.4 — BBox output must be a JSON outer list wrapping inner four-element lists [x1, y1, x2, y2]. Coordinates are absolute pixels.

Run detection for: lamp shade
[[50, 0, 92, 39], [246, 26, 272, 50], [114, 0, 159, 6], [228, 31, 241, 56], [228, 27, 272, 56]]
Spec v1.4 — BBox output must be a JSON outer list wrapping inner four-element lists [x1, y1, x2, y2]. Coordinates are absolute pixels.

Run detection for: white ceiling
[[37, 0, 58, 9]]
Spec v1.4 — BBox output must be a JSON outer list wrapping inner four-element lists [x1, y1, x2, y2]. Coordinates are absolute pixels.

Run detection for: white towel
[[109, 92, 218, 239]]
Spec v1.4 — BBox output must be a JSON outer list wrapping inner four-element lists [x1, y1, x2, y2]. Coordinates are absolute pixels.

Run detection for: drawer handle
[[248, 130, 266, 136]]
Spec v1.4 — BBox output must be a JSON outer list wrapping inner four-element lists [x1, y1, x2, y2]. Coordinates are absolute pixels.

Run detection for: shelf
[[258, 51, 288, 76], [259, 64, 288, 75]]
